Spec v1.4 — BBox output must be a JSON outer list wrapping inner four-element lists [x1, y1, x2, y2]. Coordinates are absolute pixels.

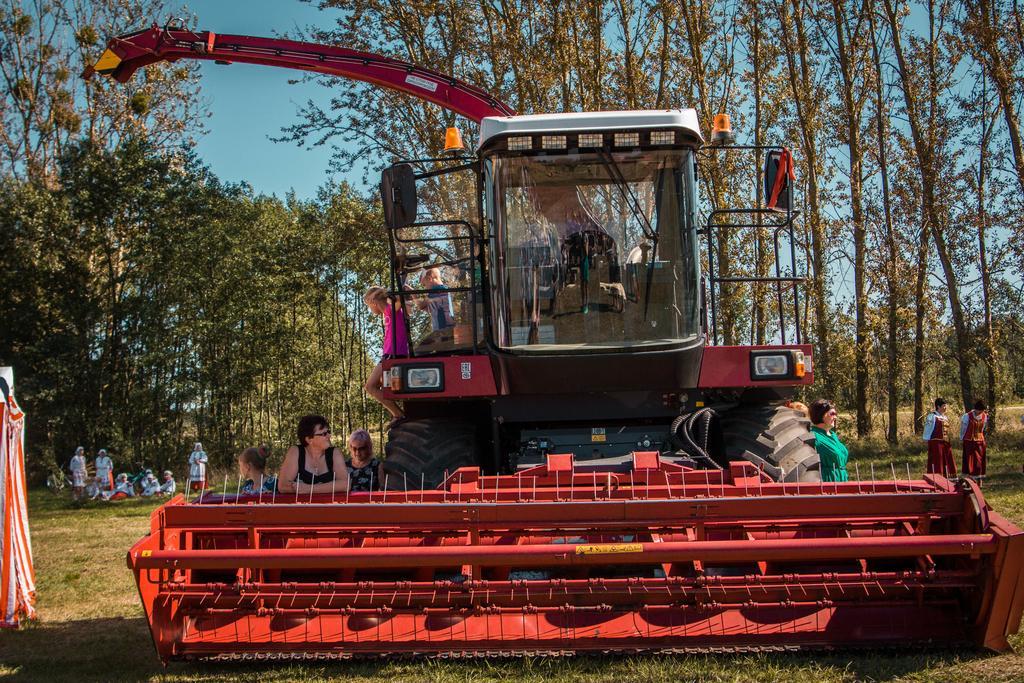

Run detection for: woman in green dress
[[809, 399, 849, 482]]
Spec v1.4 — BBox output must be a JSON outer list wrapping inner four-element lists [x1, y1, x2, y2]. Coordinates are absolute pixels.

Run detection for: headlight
[[753, 354, 789, 377], [614, 132, 640, 147], [398, 363, 445, 393], [750, 350, 805, 380], [541, 135, 567, 150], [507, 136, 532, 151], [406, 367, 441, 389], [650, 130, 676, 145]]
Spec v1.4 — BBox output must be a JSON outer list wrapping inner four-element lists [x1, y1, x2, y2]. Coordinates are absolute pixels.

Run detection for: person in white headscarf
[[94, 448, 114, 492], [139, 469, 161, 496], [187, 442, 208, 491], [159, 470, 176, 496], [69, 446, 88, 501], [97, 472, 134, 500]]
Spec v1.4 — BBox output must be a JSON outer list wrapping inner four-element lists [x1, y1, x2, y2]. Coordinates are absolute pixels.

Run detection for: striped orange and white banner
[[0, 392, 36, 627]]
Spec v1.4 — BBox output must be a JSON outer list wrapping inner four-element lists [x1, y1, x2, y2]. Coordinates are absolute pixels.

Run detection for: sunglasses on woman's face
[[350, 444, 371, 453], [313, 429, 331, 437]]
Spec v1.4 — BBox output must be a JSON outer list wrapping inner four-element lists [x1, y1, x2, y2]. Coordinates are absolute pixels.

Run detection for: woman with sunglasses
[[809, 399, 849, 482], [278, 415, 350, 496], [346, 429, 384, 492]]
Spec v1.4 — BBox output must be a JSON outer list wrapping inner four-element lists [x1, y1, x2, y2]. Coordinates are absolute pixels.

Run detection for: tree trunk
[[977, 72, 999, 430], [831, 0, 870, 435], [679, 0, 739, 345], [778, 0, 830, 389], [883, 0, 974, 414], [869, 12, 900, 444]]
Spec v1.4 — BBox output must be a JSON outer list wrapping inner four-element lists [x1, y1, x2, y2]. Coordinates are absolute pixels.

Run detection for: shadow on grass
[[784, 648, 1000, 682], [0, 615, 461, 682], [0, 616, 1006, 683], [983, 469, 1024, 492], [0, 615, 161, 682]]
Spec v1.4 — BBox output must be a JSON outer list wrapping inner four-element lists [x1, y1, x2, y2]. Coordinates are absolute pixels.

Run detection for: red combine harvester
[[88, 26, 1024, 661]]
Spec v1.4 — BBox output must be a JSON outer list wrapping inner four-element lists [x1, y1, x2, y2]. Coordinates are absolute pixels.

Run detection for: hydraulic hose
[[670, 407, 785, 481], [670, 407, 719, 469]]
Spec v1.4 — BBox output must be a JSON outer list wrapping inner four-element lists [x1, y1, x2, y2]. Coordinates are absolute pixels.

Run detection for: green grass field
[[3, 421, 1024, 681]]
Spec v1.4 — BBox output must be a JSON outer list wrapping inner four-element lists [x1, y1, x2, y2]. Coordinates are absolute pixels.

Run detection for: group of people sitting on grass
[[184, 416, 385, 499], [96, 470, 175, 501], [68, 446, 175, 502]]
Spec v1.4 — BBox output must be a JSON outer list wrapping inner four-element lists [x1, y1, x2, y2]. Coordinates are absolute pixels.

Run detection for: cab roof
[[478, 109, 704, 150]]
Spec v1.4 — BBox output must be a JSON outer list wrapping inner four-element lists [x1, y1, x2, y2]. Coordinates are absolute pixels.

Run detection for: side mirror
[[764, 149, 794, 211], [380, 163, 417, 229]]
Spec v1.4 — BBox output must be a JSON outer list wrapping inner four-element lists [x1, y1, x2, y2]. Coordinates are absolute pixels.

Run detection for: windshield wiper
[[598, 150, 658, 243], [599, 150, 663, 319]]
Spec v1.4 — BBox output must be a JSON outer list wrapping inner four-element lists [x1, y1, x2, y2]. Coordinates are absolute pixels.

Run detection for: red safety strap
[[766, 148, 795, 209]]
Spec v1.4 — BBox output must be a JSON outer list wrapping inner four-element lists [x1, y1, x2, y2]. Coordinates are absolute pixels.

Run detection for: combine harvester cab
[[129, 455, 1024, 661]]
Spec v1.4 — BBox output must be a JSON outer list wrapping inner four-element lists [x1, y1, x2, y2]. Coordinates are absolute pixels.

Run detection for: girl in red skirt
[[923, 398, 955, 477], [960, 400, 989, 479]]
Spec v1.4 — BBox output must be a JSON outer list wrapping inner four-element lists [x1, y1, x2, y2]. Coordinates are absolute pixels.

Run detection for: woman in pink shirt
[[363, 287, 408, 423]]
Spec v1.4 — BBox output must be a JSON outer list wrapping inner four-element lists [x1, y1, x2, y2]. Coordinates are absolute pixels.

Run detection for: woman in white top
[[188, 442, 208, 491], [94, 448, 114, 491], [159, 471, 176, 495], [98, 473, 134, 500], [140, 470, 161, 496], [69, 447, 88, 500]]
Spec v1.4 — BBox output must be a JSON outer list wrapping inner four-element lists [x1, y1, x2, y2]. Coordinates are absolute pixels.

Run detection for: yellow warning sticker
[[575, 543, 643, 555], [591, 427, 606, 443], [141, 550, 152, 557], [93, 48, 122, 74]]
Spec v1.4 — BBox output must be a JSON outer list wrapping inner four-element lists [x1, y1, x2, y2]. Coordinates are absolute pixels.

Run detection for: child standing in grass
[[960, 400, 989, 479], [923, 398, 955, 478]]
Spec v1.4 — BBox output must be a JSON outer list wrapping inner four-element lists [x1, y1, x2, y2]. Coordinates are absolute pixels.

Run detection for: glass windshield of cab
[[490, 148, 699, 351]]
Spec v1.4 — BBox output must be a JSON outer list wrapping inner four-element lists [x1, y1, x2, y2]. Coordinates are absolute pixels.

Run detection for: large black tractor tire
[[718, 403, 820, 483], [383, 418, 479, 490]]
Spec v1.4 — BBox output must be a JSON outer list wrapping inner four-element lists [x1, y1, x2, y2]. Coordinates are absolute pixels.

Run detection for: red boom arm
[[85, 24, 516, 123]]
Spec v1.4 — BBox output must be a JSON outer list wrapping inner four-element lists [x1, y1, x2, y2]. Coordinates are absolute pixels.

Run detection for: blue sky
[[175, 1, 354, 199]]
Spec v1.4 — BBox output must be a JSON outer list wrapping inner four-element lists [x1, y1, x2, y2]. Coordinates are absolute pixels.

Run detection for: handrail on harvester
[[133, 534, 998, 570], [83, 23, 517, 123]]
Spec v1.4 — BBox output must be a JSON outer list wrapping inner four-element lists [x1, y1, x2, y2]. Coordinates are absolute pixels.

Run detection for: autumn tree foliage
[[288, 0, 1024, 436], [0, 0, 206, 180], [0, 1, 386, 473], [6, 0, 1024, 475]]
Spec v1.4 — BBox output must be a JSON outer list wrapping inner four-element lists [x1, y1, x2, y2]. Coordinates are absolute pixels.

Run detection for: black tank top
[[297, 445, 335, 485]]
